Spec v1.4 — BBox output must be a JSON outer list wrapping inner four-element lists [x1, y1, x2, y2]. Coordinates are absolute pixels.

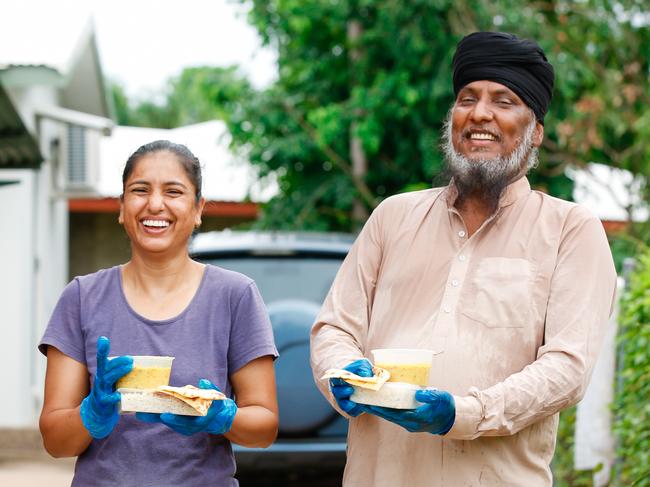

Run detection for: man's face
[[442, 80, 544, 208], [450, 80, 543, 162]]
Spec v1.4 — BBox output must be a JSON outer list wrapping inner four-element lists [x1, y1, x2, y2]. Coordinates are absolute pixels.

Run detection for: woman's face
[[119, 151, 205, 257]]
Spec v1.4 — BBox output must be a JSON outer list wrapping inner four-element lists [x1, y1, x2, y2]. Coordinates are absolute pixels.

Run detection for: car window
[[202, 256, 343, 304]]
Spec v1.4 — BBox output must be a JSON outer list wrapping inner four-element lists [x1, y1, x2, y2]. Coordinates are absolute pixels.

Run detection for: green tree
[[111, 66, 253, 129], [113, 1, 648, 234], [491, 0, 650, 225], [110, 80, 179, 128], [110, 82, 132, 126], [227, 0, 647, 231], [166, 66, 254, 126], [230, 0, 495, 230]]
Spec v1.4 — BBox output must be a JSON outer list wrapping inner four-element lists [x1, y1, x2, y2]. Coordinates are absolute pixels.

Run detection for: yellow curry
[[116, 366, 172, 390], [375, 362, 431, 386]]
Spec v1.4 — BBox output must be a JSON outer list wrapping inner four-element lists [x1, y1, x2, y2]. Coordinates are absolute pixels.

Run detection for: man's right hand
[[80, 336, 133, 439], [329, 358, 373, 417]]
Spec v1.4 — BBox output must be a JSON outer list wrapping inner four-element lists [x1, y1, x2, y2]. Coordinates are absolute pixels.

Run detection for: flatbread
[[321, 366, 389, 391], [155, 385, 226, 416]]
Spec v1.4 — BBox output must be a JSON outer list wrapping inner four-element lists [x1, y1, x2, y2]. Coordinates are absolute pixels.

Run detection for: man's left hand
[[361, 389, 456, 435]]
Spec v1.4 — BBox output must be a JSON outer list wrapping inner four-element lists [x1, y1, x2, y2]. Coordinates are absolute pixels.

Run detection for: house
[[0, 20, 114, 427]]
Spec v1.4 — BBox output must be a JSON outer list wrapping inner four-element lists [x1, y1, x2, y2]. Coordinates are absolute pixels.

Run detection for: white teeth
[[470, 132, 496, 140], [142, 220, 170, 228]]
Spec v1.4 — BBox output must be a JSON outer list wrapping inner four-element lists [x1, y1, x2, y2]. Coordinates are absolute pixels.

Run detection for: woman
[[38, 140, 278, 486]]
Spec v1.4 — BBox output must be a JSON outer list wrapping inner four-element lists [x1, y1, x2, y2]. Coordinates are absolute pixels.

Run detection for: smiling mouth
[[142, 219, 170, 228], [465, 130, 499, 142]]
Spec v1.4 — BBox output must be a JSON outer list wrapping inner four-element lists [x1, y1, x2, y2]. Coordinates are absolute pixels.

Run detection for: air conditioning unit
[[57, 123, 101, 194], [36, 105, 113, 197]]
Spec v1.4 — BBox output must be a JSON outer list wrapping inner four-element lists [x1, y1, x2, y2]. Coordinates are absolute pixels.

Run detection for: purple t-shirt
[[39, 264, 278, 487]]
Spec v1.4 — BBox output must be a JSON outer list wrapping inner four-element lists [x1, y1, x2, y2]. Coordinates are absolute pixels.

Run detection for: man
[[310, 32, 617, 486]]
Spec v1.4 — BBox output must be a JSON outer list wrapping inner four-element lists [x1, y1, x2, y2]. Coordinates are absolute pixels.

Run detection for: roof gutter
[[35, 105, 114, 136]]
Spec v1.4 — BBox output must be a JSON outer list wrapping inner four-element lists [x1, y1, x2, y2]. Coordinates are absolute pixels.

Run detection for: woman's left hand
[[136, 379, 237, 436]]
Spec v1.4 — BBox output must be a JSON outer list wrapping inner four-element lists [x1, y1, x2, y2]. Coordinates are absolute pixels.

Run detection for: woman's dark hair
[[121, 140, 203, 202]]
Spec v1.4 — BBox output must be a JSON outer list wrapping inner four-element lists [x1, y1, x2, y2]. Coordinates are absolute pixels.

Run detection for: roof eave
[[0, 83, 43, 169]]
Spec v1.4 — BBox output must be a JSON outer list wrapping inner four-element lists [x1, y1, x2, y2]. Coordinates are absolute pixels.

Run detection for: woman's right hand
[[80, 336, 133, 439]]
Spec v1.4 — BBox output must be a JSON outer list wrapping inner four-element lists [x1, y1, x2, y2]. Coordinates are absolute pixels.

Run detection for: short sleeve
[[38, 278, 86, 364], [228, 282, 278, 374]]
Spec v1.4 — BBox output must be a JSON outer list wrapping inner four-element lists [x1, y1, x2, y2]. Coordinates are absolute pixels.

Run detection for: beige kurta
[[310, 177, 617, 486]]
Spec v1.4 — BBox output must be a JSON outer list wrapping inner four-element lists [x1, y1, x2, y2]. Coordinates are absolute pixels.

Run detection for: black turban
[[452, 32, 555, 123]]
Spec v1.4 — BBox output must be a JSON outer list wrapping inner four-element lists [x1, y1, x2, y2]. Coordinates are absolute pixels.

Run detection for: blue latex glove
[[361, 389, 456, 434], [80, 336, 133, 439], [329, 358, 373, 417], [136, 379, 237, 436]]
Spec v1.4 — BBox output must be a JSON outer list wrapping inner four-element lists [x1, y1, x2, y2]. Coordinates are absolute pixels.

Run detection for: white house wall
[[5, 84, 59, 133], [0, 126, 70, 427], [0, 170, 37, 426], [31, 120, 71, 420]]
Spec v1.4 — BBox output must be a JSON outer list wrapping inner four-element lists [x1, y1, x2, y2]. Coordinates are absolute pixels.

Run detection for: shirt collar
[[499, 176, 532, 207], [444, 175, 531, 209]]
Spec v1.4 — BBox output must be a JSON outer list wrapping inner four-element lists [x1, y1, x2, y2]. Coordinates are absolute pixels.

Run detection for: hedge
[[551, 238, 650, 487], [552, 406, 594, 486], [612, 249, 650, 486]]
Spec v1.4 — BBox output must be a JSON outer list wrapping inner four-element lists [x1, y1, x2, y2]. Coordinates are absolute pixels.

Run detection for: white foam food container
[[109, 355, 175, 367], [350, 382, 425, 410], [130, 356, 175, 367], [119, 389, 204, 416]]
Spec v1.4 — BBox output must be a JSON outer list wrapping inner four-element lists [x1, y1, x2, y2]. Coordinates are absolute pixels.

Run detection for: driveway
[[0, 458, 343, 486], [0, 457, 74, 486]]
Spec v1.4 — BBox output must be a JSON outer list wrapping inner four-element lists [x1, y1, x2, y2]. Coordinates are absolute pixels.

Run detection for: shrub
[[612, 249, 650, 486], [551, 406, 594, 487]]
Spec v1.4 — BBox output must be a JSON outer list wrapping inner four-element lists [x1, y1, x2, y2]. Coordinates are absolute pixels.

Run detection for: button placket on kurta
[[431, 209, 473, 343], [434, 203, 504, 343]]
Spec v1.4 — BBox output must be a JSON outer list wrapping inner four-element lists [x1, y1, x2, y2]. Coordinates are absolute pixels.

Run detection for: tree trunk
[[347, 18, 369, 227]]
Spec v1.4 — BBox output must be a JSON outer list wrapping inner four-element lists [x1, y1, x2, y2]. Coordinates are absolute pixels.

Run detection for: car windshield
[[202, 256, 344, 304]]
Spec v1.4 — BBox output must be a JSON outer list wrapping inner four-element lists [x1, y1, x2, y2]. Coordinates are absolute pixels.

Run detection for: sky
[[0, 0, 277, 98]]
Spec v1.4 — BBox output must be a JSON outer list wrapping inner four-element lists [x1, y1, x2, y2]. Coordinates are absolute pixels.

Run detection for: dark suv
[[190, 230, 354, 481]]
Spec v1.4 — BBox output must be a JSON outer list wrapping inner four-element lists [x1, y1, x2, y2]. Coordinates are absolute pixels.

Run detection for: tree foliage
[[230, 0, 495, 230], [112, 1, 649, 233], [491, 0, 650, 222], [225, 0, 648, 230], [111, 66, 254, 129]]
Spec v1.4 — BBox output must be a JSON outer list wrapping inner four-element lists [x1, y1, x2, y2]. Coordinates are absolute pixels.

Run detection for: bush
[[551, 406, 594, 487], [612, 249, 650, 486]]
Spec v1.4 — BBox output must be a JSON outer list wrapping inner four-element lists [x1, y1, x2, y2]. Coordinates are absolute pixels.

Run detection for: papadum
[[155, 384, 226, 416], [321, 366, 389, 391]]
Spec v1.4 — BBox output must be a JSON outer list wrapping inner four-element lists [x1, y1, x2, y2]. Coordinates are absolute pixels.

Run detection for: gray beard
[[441, 114, 538, 212]]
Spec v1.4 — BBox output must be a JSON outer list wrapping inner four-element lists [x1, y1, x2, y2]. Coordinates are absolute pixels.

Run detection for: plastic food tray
[[350, 382, 426, 410], [119, 389, 204, 416]]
